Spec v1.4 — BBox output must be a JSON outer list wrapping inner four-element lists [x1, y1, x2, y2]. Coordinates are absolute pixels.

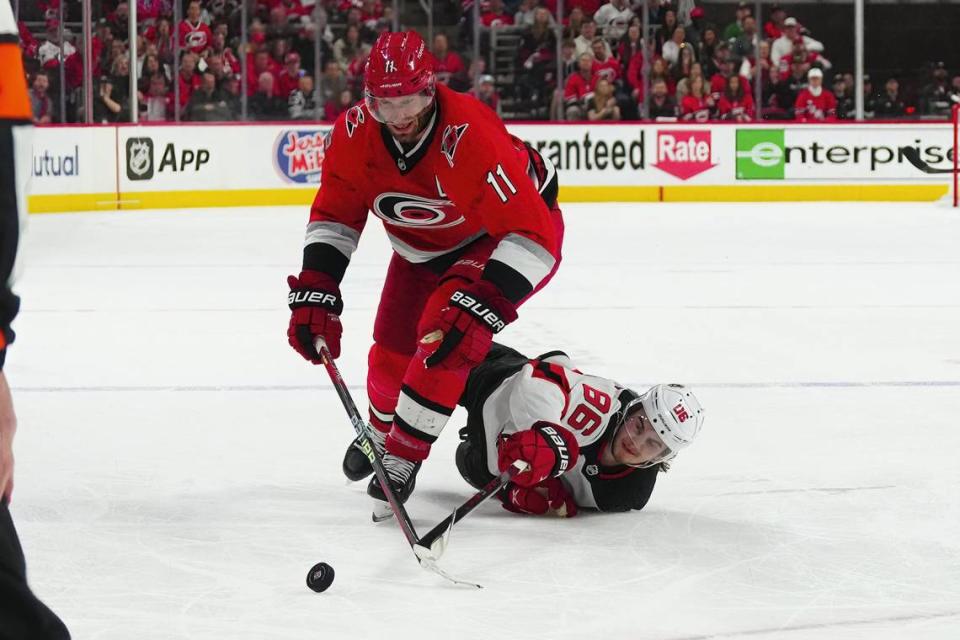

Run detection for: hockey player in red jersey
[[455, 344, 704, 516], [286, 31, 563, 517]]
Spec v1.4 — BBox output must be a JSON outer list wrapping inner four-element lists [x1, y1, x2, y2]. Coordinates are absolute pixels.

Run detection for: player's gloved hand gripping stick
[[312, 337, 527, 587]]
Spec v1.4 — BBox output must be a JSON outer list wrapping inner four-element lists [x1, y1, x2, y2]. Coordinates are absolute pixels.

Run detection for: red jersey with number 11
[[304, 84, 559, 302]]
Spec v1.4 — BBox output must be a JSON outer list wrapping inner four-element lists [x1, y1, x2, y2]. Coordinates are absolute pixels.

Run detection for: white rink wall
[[27, 121, 955, 213]]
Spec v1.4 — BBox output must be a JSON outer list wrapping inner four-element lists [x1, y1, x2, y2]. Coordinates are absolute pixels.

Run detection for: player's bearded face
[[613, 407, 674, 468], [365, 90, 435, 142]]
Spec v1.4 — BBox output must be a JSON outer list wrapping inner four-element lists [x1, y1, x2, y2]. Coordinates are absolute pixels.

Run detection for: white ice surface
[[7, 202, 960, 639]]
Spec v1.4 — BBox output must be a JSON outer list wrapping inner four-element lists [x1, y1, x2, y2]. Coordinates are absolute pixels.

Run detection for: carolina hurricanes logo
[[372, 192, 464, 229], [440, 123, 469, 168], [184, 28, 208, 49], [345, 106, 365, 138]]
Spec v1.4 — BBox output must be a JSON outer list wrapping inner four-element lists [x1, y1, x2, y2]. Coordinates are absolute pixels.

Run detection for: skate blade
[[371, 500, 393, 523]]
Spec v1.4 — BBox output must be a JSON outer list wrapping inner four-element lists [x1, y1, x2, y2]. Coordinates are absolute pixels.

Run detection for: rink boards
[[26, 121, 954, 213]]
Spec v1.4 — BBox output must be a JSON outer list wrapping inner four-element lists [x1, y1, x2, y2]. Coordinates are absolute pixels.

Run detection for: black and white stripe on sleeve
[[302, 221, 361, 282], [482, 233, 556, 303]]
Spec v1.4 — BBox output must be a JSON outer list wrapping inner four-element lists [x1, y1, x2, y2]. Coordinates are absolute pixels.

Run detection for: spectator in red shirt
[[564, 52, 597, 119], [591, 37, 621, 84], [145, 17, 175, 66], [681, 74, 714, 122], [794, 67, 836, 121], [276, 52, 303, 99], [359, 0, 385, 29], [710, 48, 750, 102], [623, 35, 645, 101], [137, 0, 171, 26], [432, 33, 467, 89], [324, 88, 354, 122], [481, 0, 515, 28], [18, 19, 38, 58], [91, 19, 113, 77], [210, 32, 240, 77], [345, 50, 369, 96], [247, 49, 276, 96], [740, 37, 771, 88], [176, 52, 203, 113], [717, 74, 754, 121], [764, 3, 787, 40], [179, 0, 212, 55]]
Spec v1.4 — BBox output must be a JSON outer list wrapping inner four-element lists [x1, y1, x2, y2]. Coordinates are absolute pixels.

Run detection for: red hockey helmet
[[364, 30, 436, 124]]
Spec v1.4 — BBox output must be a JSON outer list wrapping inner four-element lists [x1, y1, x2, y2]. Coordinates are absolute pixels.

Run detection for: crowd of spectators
[[17, 0, 960, 124], [543, 1, 960, 122]]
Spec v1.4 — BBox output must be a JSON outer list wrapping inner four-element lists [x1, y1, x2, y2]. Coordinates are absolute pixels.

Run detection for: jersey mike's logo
[[274, 129, 327, 183], [372, 192, 464, 229]]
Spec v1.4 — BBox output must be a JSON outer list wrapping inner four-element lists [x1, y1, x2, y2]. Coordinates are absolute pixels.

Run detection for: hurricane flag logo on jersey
[[274, 129, 328, 184], [372, 192, 464, 229], [345, 106, 365, 138], [440, 123, 468, 168]]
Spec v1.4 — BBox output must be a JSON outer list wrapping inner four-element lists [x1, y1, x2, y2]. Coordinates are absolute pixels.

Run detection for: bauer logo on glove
[[537, 424, 572, 475], [288, 290, 341, 310], [498, 422, 580, 487], [449, 290, 508, 332]]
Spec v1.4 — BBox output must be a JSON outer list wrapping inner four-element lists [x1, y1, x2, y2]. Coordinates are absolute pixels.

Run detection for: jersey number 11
[[485, 164, 518, 203]]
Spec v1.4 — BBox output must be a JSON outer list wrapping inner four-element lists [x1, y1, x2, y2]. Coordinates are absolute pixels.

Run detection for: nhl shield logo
[[440, 123, 468, 168], [345, 106, 365, 138], [126, 137, 154, 181]]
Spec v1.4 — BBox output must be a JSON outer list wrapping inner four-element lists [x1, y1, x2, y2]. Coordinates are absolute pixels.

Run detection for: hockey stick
[[413, 459, 528, 564], [900, 147, 955, 174], [313, 339, 479, 587]]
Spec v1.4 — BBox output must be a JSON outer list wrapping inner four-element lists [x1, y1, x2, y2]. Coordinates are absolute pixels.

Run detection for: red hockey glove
[[498, 422, 580, 488], [501, 478, 578, 518], [422, 280, 518, 370], [287, 271, 343, 362]]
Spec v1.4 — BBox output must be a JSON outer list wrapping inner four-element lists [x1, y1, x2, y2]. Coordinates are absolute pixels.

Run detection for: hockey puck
[[306, 562, 335, 593]]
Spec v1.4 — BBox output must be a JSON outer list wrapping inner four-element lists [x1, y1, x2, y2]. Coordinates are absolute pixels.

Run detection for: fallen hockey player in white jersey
[[455, 343, 705, 516]]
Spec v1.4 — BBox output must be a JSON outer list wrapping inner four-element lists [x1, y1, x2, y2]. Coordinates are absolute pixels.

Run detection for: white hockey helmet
[[619, 384, 704, 466]]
